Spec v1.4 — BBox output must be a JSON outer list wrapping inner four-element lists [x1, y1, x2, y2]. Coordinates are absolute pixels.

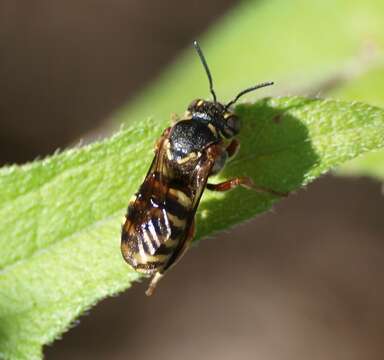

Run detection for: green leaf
[[3, 0, 384, 357], [1, 97, 384, 359], [331, 65, 384, 180]]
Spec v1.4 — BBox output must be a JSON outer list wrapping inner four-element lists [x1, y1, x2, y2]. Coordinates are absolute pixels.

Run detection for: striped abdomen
[[121, 176, 193, 274]]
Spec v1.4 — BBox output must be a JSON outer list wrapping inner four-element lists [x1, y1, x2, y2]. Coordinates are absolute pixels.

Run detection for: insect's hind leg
[[145, 272, 164, 296], [207, 177, 288, 197]]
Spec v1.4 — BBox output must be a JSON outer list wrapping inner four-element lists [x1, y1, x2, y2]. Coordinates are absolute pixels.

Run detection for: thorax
[[168, 119, 220, 164]]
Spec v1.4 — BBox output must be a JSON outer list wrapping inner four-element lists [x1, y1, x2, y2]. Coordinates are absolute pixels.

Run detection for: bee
[[121, 41, 283, 296]]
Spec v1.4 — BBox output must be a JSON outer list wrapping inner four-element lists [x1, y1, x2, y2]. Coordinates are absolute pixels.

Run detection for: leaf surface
[[1, 97, 384, 359]]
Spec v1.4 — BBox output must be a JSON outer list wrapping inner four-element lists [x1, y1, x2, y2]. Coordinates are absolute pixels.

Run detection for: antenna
[[225, 81, 274, 109], [193, 41, 217, 103]]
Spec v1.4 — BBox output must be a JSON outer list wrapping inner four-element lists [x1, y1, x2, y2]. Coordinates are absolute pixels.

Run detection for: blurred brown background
[[0, 0, 236, 164], [1, 1, 384, 359]]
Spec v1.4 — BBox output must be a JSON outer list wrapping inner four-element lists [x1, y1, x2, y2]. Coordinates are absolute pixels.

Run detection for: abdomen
[[121, 186, 192, 274]]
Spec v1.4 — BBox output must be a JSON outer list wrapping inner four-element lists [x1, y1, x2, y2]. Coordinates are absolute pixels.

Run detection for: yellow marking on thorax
[[164, 139, 173, 161], [197, 100, 204, 107], [224, 112, 232, 119], [207, 123, 218, 136], [176, 151, 198, 164], [159, 138, 168, 158], [169, 188, 192, 207]]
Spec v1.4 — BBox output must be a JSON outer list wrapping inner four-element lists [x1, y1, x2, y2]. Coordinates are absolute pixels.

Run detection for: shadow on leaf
[[195, 97, 320, 240]]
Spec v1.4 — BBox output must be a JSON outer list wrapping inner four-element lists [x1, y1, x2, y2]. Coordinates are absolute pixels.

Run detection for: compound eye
[[225, 115, 241, 136]]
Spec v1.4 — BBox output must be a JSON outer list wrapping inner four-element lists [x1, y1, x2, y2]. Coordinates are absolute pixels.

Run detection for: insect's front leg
[[225, 139, 240, 159], [207, 177, 288, 197]]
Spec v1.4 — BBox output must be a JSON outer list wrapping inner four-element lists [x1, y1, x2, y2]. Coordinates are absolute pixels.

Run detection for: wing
[[161, 144, 221, 272], [121, 133, 172, 272], [121, 130, 221, 274]]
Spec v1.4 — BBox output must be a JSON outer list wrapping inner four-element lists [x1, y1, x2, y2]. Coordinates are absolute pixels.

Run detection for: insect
[[121, 41, 283, 296]]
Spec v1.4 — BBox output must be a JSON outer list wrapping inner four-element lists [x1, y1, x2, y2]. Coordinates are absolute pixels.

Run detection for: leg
[[207, 176, 254, 191], [207, 176, 288, 197], [226, 139, 240, 159], [145, 272, 164, 297]]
